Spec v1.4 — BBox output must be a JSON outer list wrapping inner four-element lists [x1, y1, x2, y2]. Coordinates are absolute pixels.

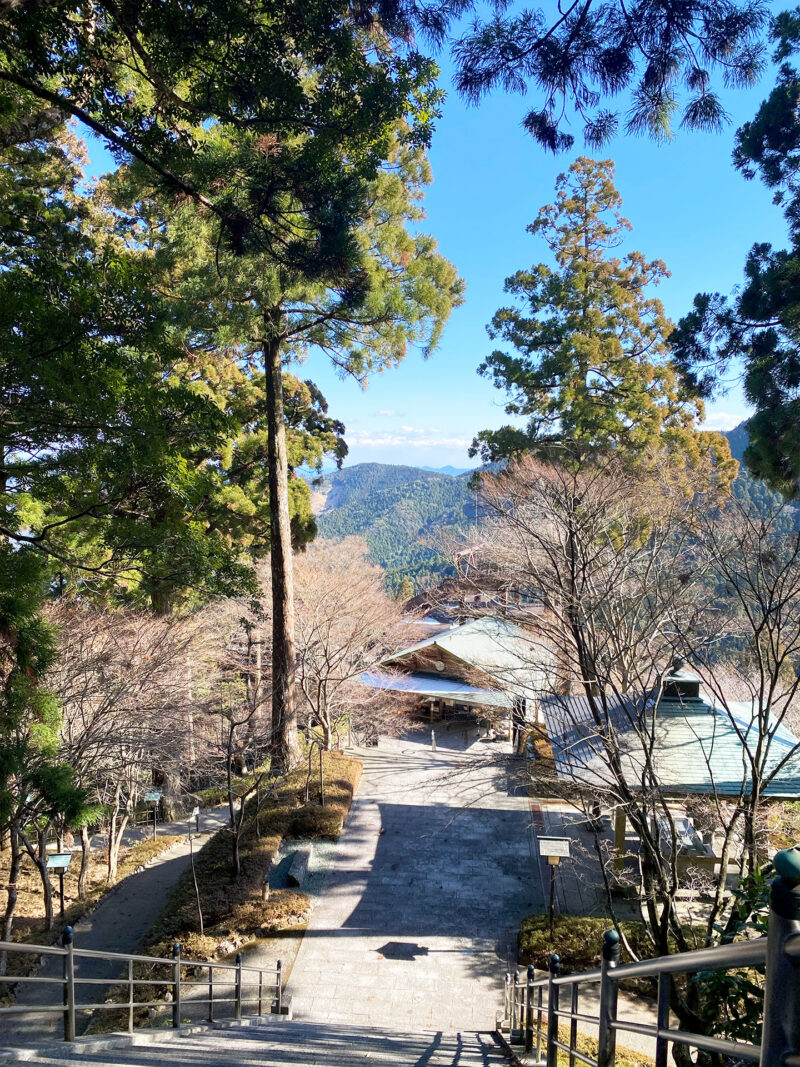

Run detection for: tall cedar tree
[[0, 118, 294, 610], [3, 6, 452, 773], [472, 157, 736, 491], [672, 10, 800, 498], [111, 130, 463, 772]]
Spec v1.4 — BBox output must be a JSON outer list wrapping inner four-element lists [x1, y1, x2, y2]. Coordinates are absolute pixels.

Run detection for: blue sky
[[87, 46, 789, 471]]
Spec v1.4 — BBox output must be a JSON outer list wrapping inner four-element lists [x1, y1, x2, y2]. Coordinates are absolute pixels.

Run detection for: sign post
[[144, 790, 162, 840], [46, 853, 73, 919], [538, 837, 571, 940]]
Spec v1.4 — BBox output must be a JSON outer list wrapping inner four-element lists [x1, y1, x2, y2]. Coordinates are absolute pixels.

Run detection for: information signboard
[[538, 836, 571, 859]]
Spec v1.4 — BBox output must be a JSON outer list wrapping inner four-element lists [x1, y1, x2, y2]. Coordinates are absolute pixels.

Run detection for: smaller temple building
[[362, 615, 550, 733]]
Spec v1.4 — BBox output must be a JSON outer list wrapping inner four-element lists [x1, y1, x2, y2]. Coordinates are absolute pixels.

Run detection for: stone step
[[8, 1018, 513, 1065]]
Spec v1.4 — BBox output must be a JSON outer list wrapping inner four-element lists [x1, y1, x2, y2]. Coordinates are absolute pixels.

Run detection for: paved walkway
[[288, 725, 542, 1032]]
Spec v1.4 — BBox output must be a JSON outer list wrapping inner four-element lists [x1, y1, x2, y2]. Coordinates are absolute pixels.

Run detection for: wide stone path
[[0, 1019, 511, 1065], [288, 726, 542, 1032]]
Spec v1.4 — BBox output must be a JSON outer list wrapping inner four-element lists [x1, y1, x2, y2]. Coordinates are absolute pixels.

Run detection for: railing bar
[[608, 939, 766, 981], [609, 1019, 658, 1037], [0, 942, 66, 956], [553, 1008, 602, 1025], [70, 949, 177, 965], [0, 1005, 67, 1015], [552, 1038, 597, 1066], [659, 1029, 760, 1060], [554, 969, 602, 986], [0, 975, 65, 984], [80, 1001, 171, 1011]]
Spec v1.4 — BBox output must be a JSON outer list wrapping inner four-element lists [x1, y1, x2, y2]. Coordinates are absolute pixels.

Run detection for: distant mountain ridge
[[315, 462, 473, 594], [314, 426, 793, 594], [422, 465, 472, 476]]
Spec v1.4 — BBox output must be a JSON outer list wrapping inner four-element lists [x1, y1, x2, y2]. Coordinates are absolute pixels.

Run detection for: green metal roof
[[381, 616, 551, 700], [542, 691, 800, 798]]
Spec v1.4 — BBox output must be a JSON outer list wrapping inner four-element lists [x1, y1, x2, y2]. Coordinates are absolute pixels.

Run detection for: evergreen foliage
[[672, 13, 800, 498], [317, 463, 473, 593], [472, 157, 735, 493], [366, 0, 767, 153]]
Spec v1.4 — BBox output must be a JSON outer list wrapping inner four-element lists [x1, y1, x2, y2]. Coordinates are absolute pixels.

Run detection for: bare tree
[[469, 456, 771, 1062], [47, 603, 225, 884], [683, 497, 800, 874], [293, 539, 413, 749]]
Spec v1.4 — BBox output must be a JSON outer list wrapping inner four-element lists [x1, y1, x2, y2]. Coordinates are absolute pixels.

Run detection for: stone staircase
[[0, 1019, 514, 1065]]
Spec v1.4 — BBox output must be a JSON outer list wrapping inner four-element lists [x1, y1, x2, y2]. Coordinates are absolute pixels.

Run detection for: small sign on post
[[538, 837, 571, 939], [144, 790, 162, 840], [190, 805, 200, 833], [538, 836, 571, 863]]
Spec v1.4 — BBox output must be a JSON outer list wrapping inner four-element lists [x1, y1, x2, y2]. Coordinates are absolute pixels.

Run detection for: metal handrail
[[0, 927, 284, 1043], [501, 852, 800, 1067]]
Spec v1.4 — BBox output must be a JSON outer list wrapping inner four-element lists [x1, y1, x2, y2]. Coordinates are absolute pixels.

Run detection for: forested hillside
[[724, 423, 799, 523], [316, 428, 797, 596], [316, 463, 475, 594]]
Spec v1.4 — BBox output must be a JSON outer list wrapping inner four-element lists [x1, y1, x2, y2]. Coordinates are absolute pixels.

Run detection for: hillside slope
[[314, 429, 796, 595], [316, 463, 474, 594]]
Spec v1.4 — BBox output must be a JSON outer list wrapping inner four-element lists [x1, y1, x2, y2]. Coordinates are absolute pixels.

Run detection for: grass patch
[[519, 915, 654, 973], [547, 1024, 651, 1066], [87, 753, 362, 1034]]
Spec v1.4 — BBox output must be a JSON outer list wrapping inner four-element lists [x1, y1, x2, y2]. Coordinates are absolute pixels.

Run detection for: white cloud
[[347, 430, 471, 449], [700, 411, 746, 432], [376, 409, 397, 417]]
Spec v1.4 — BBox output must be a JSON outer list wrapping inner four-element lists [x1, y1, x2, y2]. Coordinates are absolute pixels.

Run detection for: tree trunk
[[21, 827, 53, 932], [264, 322, 300, 775], [78, 823, 91, 900], [39, 827, 54, 931], [106, 788, 130, 884], [1, 821, 22, 973]]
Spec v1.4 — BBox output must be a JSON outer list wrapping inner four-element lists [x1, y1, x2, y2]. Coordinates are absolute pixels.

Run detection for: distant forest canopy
[[315, 424, 800, 594], [315, 463, 475, 595]]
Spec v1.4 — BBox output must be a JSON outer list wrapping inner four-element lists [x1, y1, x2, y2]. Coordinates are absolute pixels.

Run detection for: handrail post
[[208, 964, 214, 1024], [127, 958, 134, 1033], [546, 953, 560, 1067], [536, 984, 544, 1061], [569, 983, 578, 1067], [61, 925, 75, 1043], [655, 972, 670, 1067], [276, 959, 282, 1014], [597, 929, 620, 1067], [525, 964, 535, 1053], [172, 942, 181, 1029], [235, 952, 243, 1021], [504, 971, 510, 1028], [512, 967, 520, 1037], [258, 968, 263, 1015], [760, 848, 800, 1067]]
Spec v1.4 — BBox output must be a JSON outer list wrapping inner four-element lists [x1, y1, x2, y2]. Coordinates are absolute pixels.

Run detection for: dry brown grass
[[86, 753, 362, 1033]]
